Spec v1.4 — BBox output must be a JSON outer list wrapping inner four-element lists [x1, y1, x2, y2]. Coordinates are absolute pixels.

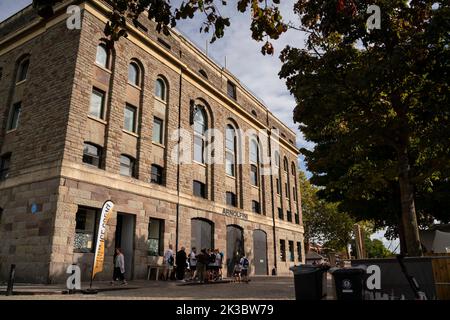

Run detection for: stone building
[[0, 0, 304, 283]]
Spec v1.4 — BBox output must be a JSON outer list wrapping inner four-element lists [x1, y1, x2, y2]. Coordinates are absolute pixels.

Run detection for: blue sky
[[0, 1, 398, 250]]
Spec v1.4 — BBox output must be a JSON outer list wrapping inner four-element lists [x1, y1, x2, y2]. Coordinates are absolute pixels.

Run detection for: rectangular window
[[287, 211, 292, 222], [297, 241, 303, 262], [7, 102, 21, 131], [193, 180, 206, 199], [295, 213, 300, 224], [152, 117, 163, 144], [226, 192, 237, 207], [147, 218, 164, 256], [225, 152, 235, 176], [250, 164, 258, 186], [89, 88, 105, 119], [193, 135, 204, 163], [285, 183, 289, 199], [280, 239, 286, 262], [124, 104, 137, 133], [74, 207, 99, 253], [120, 155, 136, 177], [289, 240, 295, 262], [252, 200, 260, 214], [82, 142, 102, 168], [0, 153, 11, 181], [227, 80, 236, 100], [278, 208, 284, 220], [151, 164, 163, 185]]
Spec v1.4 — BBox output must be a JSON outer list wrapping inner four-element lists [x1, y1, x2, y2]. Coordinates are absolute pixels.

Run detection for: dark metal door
[[253, 229, 268, 275], [191, 218, 214, 250], [227, 225, 244, 277]]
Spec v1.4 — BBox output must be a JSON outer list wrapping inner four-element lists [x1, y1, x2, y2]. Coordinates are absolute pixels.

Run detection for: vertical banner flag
[[92, 200, 114, 280]]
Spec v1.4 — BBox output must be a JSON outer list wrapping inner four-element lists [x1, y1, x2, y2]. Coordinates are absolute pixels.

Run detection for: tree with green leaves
[[32, 0, 449, 256], [299, 171, 354, 255], [279, 1, 449, 256]]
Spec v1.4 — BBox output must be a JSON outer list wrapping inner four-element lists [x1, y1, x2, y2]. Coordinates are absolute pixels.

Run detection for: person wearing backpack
[[162, 244, 174, 281], [239, 255, 250, 283]]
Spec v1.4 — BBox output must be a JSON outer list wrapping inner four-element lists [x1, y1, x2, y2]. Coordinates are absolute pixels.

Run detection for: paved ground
[[0, 275, 336, 300], [0, 277, 296, 300]]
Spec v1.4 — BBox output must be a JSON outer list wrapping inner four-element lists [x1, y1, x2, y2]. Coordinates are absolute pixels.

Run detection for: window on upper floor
[[274, 151, 280, 167], [285, 182, 290, 199], [95, 44, 109, 69], [276, 178, 281, 195], [293, 186, 297, 202], [120, 154, 136, 178], [252, 200, 261, 214], [291, 162, 296, 175], [16, 58, 29, 83], [295, 213, 300, 225], [199, 69, 208, 79], [250, 164, 258, 187], [150, 164, 164, 185], [284, 157, 288, 172], [0, 153, 11, 181], [89, 88, 106, 120], [82, 142, 103, 168], [124, 104, 138, 133], [152, 117, 164, 144], [193, 106, 207, 164], [7, 102, 21, 131], [193, 180, 206, 199], [226, 192, 237, 207], [287, 211, 292, 222], [155, 78, 166, 101], [250, 139, 259, 164], [128, 62, 140, 87], [227, 80, 236, 100], [278, 208, 284, 220], [225, 124, 236, 177]]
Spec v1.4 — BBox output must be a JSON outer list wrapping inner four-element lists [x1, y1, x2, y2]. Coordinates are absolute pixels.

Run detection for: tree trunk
[[397, 146, 422, 257]]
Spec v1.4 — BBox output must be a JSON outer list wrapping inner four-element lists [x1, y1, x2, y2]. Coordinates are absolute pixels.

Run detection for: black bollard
[[6, 264, 16, 296]]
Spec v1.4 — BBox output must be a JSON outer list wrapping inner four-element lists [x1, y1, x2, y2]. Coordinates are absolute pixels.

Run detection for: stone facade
[[0, 0, 304, 284]]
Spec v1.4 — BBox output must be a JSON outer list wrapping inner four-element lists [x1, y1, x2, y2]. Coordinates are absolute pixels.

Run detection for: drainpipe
[[267, 113, 278, 274], [175, 66, 183, 253]]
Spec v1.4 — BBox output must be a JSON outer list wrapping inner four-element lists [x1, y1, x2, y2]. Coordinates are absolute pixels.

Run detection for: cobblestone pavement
[[0, 277, 298, 300]]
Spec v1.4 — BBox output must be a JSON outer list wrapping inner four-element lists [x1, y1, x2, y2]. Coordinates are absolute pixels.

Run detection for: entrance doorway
[[114, 213, 135, 280], [226, 225, 244, 277], [253, 229, 268, 275], [191, 218, 214, 250]]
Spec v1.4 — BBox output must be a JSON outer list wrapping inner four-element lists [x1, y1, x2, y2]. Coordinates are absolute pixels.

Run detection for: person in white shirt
[[189, 247, 197, 280], [111, 248, 127, 285], [162, 244, 174, 280]]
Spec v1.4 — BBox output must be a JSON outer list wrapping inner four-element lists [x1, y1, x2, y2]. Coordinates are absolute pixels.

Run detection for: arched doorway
[[226, 225, 244, 277], [253, 229, 268, 275], [191, 218, 214, 250]]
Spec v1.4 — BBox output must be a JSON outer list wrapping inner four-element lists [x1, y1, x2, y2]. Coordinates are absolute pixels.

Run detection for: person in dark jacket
[[196, 248, 209, 283], [176, 247, 187, 281]]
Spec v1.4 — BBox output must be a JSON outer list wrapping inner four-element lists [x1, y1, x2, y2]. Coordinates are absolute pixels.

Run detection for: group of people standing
[[161, 245, 225, 283]]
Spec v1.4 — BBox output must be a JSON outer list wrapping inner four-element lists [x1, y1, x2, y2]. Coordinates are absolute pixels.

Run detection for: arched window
[[95, 44, 109, 69], [283, 157, 288, 172], [128, 62, 140, 86], [225, 124, 236, 176], [193, 106, 207, 163], [120, 154, 136, 178], [291, 162, 296, 175], [16, 57, 29, 83], [155, 78, 166, 101]]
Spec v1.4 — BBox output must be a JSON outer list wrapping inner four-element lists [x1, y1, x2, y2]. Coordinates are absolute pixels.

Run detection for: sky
[[0, 1, 398, 251]]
